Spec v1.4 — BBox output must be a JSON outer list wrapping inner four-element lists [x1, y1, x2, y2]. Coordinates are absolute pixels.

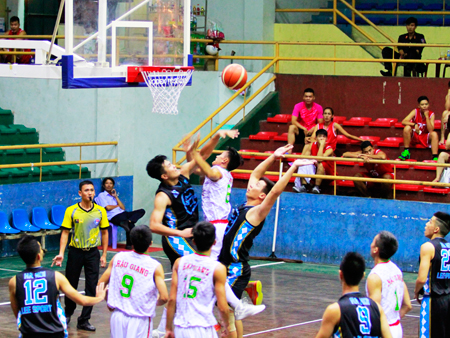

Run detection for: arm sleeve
[[397, 35, 405, 52], [317, 104, 324, 119], [99, 207, 110, 229], [61, 205, 74, 230], [418, 34, 426, 55], [292, 103, 301, 118], [94, 192, 107, 207]]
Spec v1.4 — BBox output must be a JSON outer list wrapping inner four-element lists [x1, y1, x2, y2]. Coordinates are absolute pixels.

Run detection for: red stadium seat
[[393, 159, 416, 169], [337, 135, 352, 144], [394, 184, 423, 192], [249, 132, 278, 141], [368, 118, 398, 127], [231, 173, 251, 180], [266, 175, 296, 183], [273, 133, 288, 141], [239, 149, 259, 159], [336, 180, 355, 187], [351, 136, 381, 145], [423, 187, 450, 194], [336, 160, 357, 166], [413, 160, 437, 171], [435, 120, 442, 130], [439, 144, 447, 150], [333, 116, 347, 124], [342, 117, 372, 126], [377, 137, 404, 147], [267, 114, 291, 123], [394, 122, 404, 128]]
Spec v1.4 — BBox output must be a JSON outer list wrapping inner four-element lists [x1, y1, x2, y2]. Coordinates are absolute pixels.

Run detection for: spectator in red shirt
[[343, 141, 393, 198], [2, 16, 32, 64], [287, 88, 324, 153]]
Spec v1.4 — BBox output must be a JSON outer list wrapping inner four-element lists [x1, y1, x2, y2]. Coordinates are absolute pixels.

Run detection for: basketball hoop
[[127, 66, 194, 115]]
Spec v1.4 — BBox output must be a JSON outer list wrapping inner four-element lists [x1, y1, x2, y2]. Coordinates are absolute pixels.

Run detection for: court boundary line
[[243, 318, 322, 336]]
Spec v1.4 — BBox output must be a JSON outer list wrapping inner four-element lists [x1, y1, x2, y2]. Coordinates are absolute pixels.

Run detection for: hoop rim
[[126, 66, 195, 83]]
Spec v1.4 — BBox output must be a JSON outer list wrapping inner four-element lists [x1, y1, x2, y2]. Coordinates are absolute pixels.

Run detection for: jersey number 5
[[24, 279, 48, 305], [356, 306, 372, 335], [120, 275, 134, 298], [441, 249, 450, 272], [183, 276, 202, 299]]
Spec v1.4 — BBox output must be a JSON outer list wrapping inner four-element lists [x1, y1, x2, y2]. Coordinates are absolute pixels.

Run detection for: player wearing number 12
[[99, 225, 168, 338], [315, 252, 392, 338], [415, 212, 450, 338], [9, 235, 107, 338]]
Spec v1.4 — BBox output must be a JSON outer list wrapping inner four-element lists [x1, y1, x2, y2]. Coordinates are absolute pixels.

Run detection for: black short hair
[[340, 252, 365, 286], [17, 235, 41, 265], [102, 177, 115, 187], [375, 231, 399, 260], [323, 107, 334, 116], [146, 155, 167, 181], [304, 88, 315, 95], [226, 147, 244, 171], [434, 211, 450, 237], [193, 221, 216, 252], [316, 129, 328, 138], [405, 17, 418, 26], [260, 177, 275, 195], [417, 96, 429, 104], [361, 141, 373, 151], [130, 225, 153, 253], [10, 16, 19, 24], [79, 180, 94, 191]]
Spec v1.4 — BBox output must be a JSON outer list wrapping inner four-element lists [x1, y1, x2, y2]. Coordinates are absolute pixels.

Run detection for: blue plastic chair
[[51, 205, 66, 226], [32, 207, 60, 230], [0, 211, 20, 234], [12, 209, 40, 232]]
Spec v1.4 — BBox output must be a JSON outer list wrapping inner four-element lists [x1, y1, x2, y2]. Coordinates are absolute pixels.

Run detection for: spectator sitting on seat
[[287, 88, 324, 153], [293, 129, 333, 194], [2, 16, 32, 64], [439, 81, 450, 146], [398, 96, 438, 161], [343, 141, 393, 198], [95, 177, 145, 250], [380, 17, 426, 77], [302, 107, 363, 152]]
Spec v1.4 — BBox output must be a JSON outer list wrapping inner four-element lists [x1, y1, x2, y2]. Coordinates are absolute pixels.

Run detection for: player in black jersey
[[415, 211, 450, 338], [8, 235, 107, 338], [316, 252, 392, 338], [218, 144, 316, 338]]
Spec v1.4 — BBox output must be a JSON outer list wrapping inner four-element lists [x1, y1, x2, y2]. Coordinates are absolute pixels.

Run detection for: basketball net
[[142, 68, 194, 115]]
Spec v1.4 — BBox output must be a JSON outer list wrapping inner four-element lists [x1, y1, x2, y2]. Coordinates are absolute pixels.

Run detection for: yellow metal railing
[[0, 141, 118, 181]]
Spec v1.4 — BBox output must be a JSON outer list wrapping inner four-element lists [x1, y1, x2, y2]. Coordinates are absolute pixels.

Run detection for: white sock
[[225, 283, 240, 309], [157, 307, 167, 332]]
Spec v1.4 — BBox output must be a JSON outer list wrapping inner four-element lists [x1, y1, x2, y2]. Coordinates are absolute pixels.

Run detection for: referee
[[52, 180, 109, 331]]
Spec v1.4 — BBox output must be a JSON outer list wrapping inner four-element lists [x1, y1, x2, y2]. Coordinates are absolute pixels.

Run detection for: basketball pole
[[269, 159, 283, 259], [47, 0, 65, 64], [97, 0, 107, 66]]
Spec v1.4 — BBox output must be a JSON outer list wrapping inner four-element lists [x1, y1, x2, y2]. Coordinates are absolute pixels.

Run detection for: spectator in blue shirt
[[95, 177, 145, 250]]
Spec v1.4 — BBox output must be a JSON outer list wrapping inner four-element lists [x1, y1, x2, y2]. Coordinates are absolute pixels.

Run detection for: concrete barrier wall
[[193, 185, 449, 272]]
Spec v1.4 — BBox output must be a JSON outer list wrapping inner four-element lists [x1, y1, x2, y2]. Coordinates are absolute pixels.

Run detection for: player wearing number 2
[[9, 235, 107, 338], [366, 231, 412, 338], [315, 252, 392, 338], [415, 212, 450, 338], [99, 225, 169, 338], [165, 221, 230, 338]]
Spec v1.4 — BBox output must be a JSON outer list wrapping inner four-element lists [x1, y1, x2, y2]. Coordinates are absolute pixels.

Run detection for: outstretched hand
[[219, 129, 239, 139], [292, 159, 317, 167], [274, 145, 294, 159], [182, 135, 193, 153], [51, 255, 63, 267], [96, 282, 108, 300]]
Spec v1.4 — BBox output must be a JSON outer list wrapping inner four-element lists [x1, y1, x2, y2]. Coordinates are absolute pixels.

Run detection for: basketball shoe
[[245, 280, 263, 305]]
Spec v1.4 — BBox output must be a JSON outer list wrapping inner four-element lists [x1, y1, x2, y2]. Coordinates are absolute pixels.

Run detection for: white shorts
[[110, 309, 153, 338], [295, 164, 316, 187], [210, 221, 227, 261], [174, 325, 218, 338], [389, 323, 402, 338]]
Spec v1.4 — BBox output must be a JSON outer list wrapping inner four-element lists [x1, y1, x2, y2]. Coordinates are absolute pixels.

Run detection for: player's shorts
[[321, 161, 336, 176], [162, 235, 196, 268], [419, 294, 450, 338], [210, 220, 228, 261], [174, 325, 218, 338], [361, 172, 394, 188], [227, 262, 251, 299], [388, 321, 402, 338], [110, 309, 152, 338], [294, 127, 306, 144], [411, 132, 431, 148]]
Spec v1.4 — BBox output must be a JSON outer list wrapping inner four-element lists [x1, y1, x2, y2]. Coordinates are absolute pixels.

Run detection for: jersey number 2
[[24, 279, 48, 305], [441, 249, 450, 272], [356, 306, 372, 335], [120, 275, 134, 298]]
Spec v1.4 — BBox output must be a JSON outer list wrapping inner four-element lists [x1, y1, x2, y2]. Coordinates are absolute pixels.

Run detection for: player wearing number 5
[[366, 231, 412, 338], [9, 236, 107, 338], [315, 252, 392, 338], [99, 225, 168, 338], [415, 212, 450, 338]]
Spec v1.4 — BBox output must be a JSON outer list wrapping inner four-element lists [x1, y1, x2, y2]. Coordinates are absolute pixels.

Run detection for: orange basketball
[[221, 64, 247, 90]]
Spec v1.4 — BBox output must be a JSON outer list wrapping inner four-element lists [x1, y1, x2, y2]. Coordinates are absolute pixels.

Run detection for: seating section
[[32, 207, 60, 230], [0, 206, 65, 234]]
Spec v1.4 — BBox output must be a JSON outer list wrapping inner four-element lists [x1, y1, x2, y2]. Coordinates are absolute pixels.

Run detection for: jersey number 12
[[24, 279, 48, 305]]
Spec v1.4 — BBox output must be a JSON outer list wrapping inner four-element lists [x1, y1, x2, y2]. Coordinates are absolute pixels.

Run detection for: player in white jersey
[[165, 221, 230, 338], [366, 231, 412, 338], [99, 225, 168, 338]]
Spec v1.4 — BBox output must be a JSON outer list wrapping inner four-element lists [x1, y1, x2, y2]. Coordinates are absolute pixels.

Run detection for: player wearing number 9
[[415, 211, 450, 338], [315, 252, 393, 338], [9, 235, 107, 338]]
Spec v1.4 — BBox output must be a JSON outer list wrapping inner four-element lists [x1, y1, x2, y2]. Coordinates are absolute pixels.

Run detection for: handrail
[[0, 159, 117, 170], [0, 141, 118, 150]]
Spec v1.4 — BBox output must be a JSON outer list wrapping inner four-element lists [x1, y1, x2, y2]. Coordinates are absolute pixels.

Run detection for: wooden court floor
[[0, 249, 420, 337]]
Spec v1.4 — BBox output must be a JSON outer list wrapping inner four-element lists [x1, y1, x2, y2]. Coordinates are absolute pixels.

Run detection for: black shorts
[[226, 262, 251, 299], [162, 235, 196, 268], [420, 294, 450, 338], [22, 332, 65, 338], [295, 128, 306, 145]]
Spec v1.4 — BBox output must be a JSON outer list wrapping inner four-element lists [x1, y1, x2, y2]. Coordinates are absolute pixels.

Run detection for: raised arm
[[334, 124, 363, 142], [57, 272, 107, 306], [200, 130, 239, 159], [191, 148, 223, 181], [415, 242, 434, 302], [150, 192, 192, 238], [165, 258, 180, 338], [315, 303, 340, 338]]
